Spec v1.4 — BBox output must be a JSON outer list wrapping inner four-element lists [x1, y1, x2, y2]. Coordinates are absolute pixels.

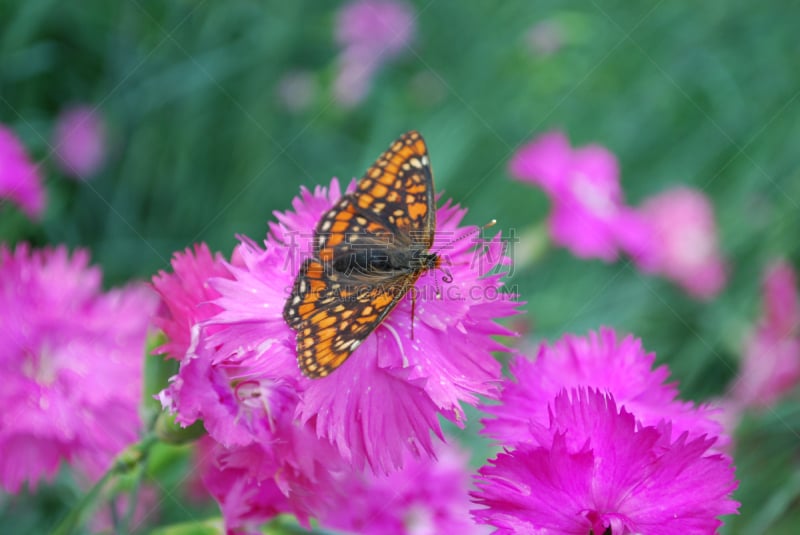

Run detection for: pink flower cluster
[[473, 328, 739, 533], [53, 105, 107, 179], [0, 125, 46, 220], [510, 131, 727, 299], [734, 260, 800, 408], [713, 260, 800, 434], [153, 178, 518, 531], [334, 0, 415, 107], [0, 244, 156, 492]]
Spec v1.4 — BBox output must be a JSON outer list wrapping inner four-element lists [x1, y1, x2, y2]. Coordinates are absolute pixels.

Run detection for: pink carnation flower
[[482, 328, 726, 447], [318, 441, 483, 535], [0, 244, 156, 492], [333, 0, 415, 107], [734, 260, 800, 407], [152, 243, 233, 360], [473, 389, 739, 534], [0, 125, 46, 219], [52, 105, 107, 179], [628, 187, 726, 299], [196, 178, 517, 472], [508, 131, 641, 261]]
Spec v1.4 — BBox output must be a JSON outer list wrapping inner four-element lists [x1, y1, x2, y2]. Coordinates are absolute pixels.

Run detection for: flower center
[[570, 173, 616, 219], [584, 509, 635, 535], [234, 379, 290, 433], [404, 504, 435, 535], [672, 225, 713, 267], [21, 344, 59, 386]]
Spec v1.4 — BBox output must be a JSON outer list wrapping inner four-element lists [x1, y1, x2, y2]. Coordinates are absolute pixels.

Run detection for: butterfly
[[283, 131, 439, 378]]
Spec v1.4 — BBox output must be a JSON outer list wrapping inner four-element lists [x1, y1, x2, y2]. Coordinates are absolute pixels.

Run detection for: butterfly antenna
[[437, 219, 497, 250], [435, 219, 497, 282]]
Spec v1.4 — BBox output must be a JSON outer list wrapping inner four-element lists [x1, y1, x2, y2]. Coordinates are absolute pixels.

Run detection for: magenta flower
[[482, 328, 725, 448], [52, 105, 107, 179], [318, 440, 483, 535], [0, 244, 156, 492], [509, 131, 641, 261], [191, 178, 517, 472], [733, 260, 800, 407], [628, 187, 726, 299], [473, 389, 739, 534], [0, 124, 46, 219], [202, 438, 342, 531], [152, 243, 233, 360], [334, 0, 415, 107]]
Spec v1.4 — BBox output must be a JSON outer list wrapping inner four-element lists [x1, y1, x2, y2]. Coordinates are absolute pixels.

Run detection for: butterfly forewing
[[354, 131, 435, 247], [283, 131, 437, 378]]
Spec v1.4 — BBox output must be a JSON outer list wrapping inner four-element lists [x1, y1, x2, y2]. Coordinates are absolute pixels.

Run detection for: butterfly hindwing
[[289, 272, 412, 378]]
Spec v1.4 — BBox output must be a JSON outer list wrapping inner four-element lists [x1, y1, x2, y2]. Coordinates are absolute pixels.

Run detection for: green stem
[[110, 496, 122, 534], [51, 469, 115, 535], [121, 451, 149, 533], [51, 433, 159, 535]]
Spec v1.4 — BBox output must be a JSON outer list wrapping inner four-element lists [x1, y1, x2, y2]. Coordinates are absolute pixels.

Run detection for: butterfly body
[[283, 131, 437, 378]]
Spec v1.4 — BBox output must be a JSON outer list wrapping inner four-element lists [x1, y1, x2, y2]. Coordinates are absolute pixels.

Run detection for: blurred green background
[[2, 0, 799, 533]]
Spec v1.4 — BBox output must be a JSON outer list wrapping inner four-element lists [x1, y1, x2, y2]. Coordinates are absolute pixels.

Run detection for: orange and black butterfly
[[283, 131, 439, 378]]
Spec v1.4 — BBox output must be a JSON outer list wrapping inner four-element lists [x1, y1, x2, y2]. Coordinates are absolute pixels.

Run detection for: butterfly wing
[[284, 257, 412, 378], [354, 130, 435, 248], [315, 130, 435, 257]]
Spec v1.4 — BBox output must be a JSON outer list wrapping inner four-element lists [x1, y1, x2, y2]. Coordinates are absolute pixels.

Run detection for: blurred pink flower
[[319, 441, 482, 535], [473, 389, 739, 534], [90, 485, 159, 533], [202, 438, 342, 531], [276, 70, 317, 113], [509, 131, 642, 261], [334, 0, 415, 107], [0, 244, 156, 493], [482, 328, 726, 448], [333, 49, 382, 108], [524, 21, 564, 57], [184, 436, 216, 504], [53, 105, 107, 179], [734, 260, 800, 407], [0, 125, 45, 219], [200, 178, 518, 472], [204, 438, 486, 535], [151, 243, 233, 360], [628, 187, 727, 299]]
